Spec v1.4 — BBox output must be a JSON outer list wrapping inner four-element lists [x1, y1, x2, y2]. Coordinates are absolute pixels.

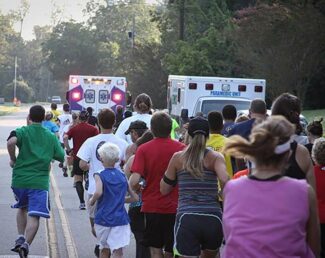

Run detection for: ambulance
[[167, 75, 266, 121], [66, 75, 127, 115]]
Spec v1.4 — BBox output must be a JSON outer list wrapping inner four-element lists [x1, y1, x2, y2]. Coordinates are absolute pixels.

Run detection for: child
[[312, 137, 325, 257], [89, 142, 138, 258]]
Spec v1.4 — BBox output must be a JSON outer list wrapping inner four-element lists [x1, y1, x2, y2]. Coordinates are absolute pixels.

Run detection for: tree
[[2, 80, 34, 102], [232, 3, 325, 103]]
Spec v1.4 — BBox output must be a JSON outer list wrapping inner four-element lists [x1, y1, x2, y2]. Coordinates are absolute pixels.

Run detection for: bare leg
[[150, 247, 164, 258], [112, 248, 123, 258], [100, 248, 110, 258], [25, 215, 40, 244], [89, 217, 97, 237], [16, 208, 27, 235]]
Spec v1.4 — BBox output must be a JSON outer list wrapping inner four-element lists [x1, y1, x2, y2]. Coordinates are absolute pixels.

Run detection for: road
[[0, 105, 135, 258]]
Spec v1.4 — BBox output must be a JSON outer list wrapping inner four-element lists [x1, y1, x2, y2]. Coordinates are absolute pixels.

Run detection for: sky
[[0, 0, 158, 40]]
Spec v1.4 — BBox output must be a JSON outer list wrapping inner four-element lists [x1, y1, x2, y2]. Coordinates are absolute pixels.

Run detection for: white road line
[[50, 172, 78, 258], [46, 207, 59, 258], [0, 256, 49, 258]]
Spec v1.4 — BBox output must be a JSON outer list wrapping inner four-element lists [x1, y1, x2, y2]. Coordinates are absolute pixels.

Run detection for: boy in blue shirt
[[88, 142, 138, 258]]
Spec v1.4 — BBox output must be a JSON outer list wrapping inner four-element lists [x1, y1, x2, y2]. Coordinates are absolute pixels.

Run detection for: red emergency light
[[238, 85, 247, 92], [205, 84, 214, 90], [112, 93, 122, 102], [255, 86, 263, 92], [189, 83, 197, 90], [72, 92, 81, 101]]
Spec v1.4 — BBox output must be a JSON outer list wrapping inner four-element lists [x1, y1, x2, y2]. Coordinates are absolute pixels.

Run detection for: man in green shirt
[[7, 105, 64, 258]]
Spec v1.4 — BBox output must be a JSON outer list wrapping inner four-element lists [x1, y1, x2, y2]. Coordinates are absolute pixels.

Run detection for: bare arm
[[213, 152, 230, 187], [89, 174, 103, 206], [160, 153, 178, 195], [7, 137, 17, 167], [63, 134, 70, 151], [79, 159, 90, 172], [125, 183, 139, 203], [297, 144, 316, 191], [129, 172, 141, 192], [124, 155, 135, 179], [306, 185, 320, 257]]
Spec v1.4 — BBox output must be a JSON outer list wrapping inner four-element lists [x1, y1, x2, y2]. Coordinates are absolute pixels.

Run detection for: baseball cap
[[125, 120, 148, 135], [188, 117, 209, 138]]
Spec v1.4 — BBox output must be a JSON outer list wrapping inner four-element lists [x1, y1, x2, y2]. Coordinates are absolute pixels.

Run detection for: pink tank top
[[222, 176, 314, 258]]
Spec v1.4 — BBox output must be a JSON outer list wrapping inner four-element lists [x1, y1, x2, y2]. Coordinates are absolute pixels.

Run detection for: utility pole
[[179, 0, 185, 40]]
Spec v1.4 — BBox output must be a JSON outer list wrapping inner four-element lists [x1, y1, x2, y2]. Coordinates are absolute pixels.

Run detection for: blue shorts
[[11, 188, 51, 218]]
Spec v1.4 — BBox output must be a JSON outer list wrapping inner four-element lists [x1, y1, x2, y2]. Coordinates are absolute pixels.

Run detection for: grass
[[0, 104, 19, 116]]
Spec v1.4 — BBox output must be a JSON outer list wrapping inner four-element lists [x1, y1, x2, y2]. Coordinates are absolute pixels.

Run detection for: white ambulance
[[167, 75, 266, 121], [66, 75, 127, 115]]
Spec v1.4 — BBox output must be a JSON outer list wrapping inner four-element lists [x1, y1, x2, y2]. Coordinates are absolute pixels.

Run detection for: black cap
[[188, 117, 209, 138], [125, 120, 148, 135]]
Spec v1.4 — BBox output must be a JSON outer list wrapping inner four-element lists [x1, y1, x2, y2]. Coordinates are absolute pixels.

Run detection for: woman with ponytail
[[160, 117, 229, 258], [222, 116, 320, 258]]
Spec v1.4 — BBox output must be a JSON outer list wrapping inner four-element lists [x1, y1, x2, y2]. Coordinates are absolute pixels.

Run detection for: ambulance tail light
[[189, 83, 197, 90], [72, 91, 81, 101], [255, 86, 263, 92], [205, 84, 214, 90], [112, 93, 122, 102], [238, 85, 247, 92], [71, 77, 78, 84]]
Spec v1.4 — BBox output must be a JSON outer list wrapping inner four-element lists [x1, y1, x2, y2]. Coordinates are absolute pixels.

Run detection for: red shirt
[[314, 165, 325, 223], [131, 138, 185, 213], [66, 122, 99, 155]]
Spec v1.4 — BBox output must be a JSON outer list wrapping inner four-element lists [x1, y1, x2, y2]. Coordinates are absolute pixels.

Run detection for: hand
[[88, 197, 94, 207], [9, 160, 15, 168]]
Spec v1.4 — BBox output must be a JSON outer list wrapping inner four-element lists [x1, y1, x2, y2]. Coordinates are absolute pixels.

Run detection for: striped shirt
[[177, 168, 221, 214]]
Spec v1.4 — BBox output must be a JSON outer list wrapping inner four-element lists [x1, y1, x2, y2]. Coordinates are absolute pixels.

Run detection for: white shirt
[[115, 113, 152, 144], [77, 133, 128, 194], [58, 113, 72, 143]]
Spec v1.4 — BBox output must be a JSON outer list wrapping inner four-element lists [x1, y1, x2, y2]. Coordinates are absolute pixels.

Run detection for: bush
[[2, 80, 34, 103]]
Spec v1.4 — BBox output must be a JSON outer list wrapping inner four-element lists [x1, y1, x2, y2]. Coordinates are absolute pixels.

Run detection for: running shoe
[[18, 242, 29, 258], [11, 236, 25, 253], [62, 167, 68, 177], [94, 244, 100, 258], [79, 203, 86, 210]]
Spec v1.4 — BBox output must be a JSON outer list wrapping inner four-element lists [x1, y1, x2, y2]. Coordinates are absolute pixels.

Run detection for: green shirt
[[171, 119, 180, 140], [12, 123, 65, 191]]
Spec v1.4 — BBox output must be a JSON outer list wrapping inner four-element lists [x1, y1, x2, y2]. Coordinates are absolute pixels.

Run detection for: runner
[[305, 118, 323, 156], [221, 104, 237, 137], [115, 93, 152, 144], [7, 105, 64, 258], [86, 107, 99, 128], [64, 110, 99, 210], [57, 103, 73, 177], [77, 108, 128, 257], [50, 102, 61, 124], [160, 116, 229, 258], [129, 111, 185, 258], [88, 142, 138, 258], [271, 93, 316, 190], [312, 138, 325, 257], [124, 130, 153, 258], [222, 116, 320, 258], [42, 111, 59, 138]]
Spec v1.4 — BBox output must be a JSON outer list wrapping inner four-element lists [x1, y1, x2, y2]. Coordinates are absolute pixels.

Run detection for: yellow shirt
[[206, 133, 233, 177], [51, 110, 61, 123]]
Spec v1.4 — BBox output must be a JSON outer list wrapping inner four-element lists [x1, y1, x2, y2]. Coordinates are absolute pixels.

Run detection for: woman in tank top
[[160, 117, 229, 258], [271, 93, 316, 190], [222, 116, 320, 258]]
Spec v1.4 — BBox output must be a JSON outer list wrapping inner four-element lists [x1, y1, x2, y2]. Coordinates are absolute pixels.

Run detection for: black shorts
[[143, 213, 175, 253], [174, 213, 223, 257], [72, 157, 85, 176]]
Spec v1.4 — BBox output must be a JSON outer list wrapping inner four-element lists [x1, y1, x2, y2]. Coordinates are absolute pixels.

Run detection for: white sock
[[18, 235, 25, 239]]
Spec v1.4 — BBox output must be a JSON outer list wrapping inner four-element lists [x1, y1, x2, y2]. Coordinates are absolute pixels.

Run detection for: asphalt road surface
[[0, 105, 135, 258]]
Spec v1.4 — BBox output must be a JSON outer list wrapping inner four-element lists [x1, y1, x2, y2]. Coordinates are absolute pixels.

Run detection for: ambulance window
[[84, 90, 95, 103], [99, 90, 109, 104], [177, 88, 181, 103], [189, 83, 197, 90]]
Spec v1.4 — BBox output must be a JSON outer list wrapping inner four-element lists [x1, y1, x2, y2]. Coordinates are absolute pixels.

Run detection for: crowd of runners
[[6, 92, 325, 258]]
